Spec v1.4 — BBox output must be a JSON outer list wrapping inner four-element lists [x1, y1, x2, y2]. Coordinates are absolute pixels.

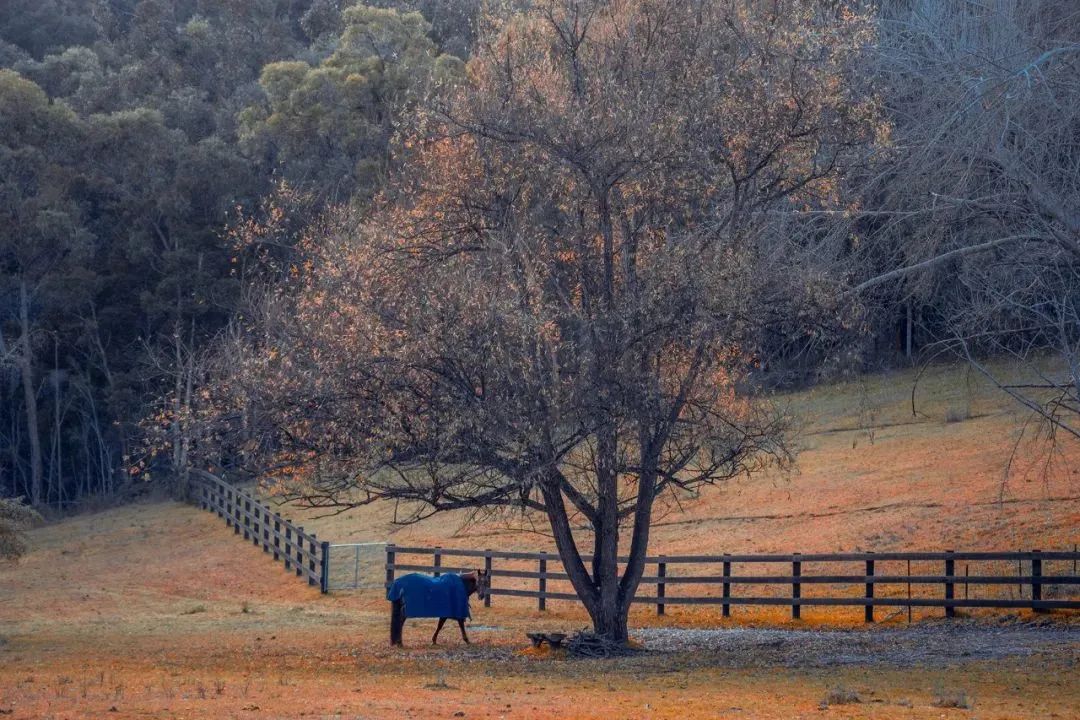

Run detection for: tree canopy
[[196, 0, 881, 642], [0, 0, 472, 507]]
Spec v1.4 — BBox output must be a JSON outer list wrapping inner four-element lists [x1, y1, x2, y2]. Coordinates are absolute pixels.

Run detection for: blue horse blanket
[[387, 573, 471, 619]]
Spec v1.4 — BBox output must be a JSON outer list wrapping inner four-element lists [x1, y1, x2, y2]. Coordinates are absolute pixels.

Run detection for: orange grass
[[0, 496, 1076, 719], [271, 359, 1080, 556], [1, 361, 1078, 719], [0, 502, 1076, 720]]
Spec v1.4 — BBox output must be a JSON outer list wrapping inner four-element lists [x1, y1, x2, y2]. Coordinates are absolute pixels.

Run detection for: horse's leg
[[457, 619, 470, 644], [432, 617, 448, 645], [390, 599, 405, 646]]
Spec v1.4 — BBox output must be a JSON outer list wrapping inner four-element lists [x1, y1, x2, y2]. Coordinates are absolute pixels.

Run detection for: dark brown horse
[[389, 570, 489, 646]]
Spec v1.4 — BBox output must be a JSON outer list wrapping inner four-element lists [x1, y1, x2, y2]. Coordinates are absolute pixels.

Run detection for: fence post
[[243, 499, 251, 540], [792, 553, 801, 620], [284, 525, 293, 571], [251, 503, 261, 547], [261, 509, 270, 552], [433, 547, 442, 577], [308, 534, 317, 586], [226, 488, 234, 530], [864, 553, 875, 623], [295, 526, 305, 577], [484, 551, 492, 608], [320, 541, 330, 594], [273, 516, 281, 560], [538, 557, 547, 611], [385, 544, 396, 589], [1017, 549, 1024, 599], [354, 546, 361, 589], [907, 559, 912, 623], [657, 557, 666, 616], [944, 550, 955, 618], [232, 491, 240, 535], [1032, 550, 1044, 613], [722, 554, 731, 618]]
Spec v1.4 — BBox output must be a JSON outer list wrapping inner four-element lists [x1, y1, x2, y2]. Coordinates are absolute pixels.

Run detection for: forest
[[0, 0, 478, 507], [1, 0, 1077, 534]]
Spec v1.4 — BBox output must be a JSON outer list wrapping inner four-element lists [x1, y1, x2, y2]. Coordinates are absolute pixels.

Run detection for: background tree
[[239, 5, 462, 203], [0, 1, 465, 507], [196, 0, 880, 643], [0, 70, 91, 506], [852, 0, 1080, 440]]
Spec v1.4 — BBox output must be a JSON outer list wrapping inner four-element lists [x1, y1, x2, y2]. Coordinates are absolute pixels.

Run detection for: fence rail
[[385, 544, 1080, 620], [196, 475, 330, 592]]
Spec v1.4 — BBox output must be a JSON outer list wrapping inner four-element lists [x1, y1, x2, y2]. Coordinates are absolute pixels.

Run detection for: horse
[[387, 569, 490, 646]]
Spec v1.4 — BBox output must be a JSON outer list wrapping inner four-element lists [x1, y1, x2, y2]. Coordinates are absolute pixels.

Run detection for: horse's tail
[[390, 598, 405, 646]]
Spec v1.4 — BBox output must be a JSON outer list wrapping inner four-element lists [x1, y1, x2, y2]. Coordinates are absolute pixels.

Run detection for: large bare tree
[[185, 0, 879, 643]]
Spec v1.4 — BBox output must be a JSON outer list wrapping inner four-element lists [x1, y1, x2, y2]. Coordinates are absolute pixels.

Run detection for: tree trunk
[[52, 338, 62, 507], [588, 590, 630, 644], [170, 327, 196, 498], [905, 300, 913, 360], [536, 437, 648, 645], [179, 335, 194, 497], [538, 476, 616, 636], [18, 280, 43, 507], [0, 328, 11, 497]]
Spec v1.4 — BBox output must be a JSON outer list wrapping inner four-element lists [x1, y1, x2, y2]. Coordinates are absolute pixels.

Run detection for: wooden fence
[[386, 544, 1080, 621], [196, 475, 330, 592], [187, 479, 1079, 618]]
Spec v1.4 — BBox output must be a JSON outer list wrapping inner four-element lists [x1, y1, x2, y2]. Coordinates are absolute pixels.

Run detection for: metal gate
[[325, 542, 387, 590]]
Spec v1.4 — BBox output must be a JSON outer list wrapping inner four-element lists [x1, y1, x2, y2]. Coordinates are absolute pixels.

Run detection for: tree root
[[566, 631, 644, 659]]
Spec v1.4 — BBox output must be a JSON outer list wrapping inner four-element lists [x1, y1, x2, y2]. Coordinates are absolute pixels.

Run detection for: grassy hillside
[[271, 359, 1079, 555], [0, 361, 1077, 719]]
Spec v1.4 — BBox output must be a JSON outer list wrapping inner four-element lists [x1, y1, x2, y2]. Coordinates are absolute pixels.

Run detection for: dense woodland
[[0, 0, 477, 507], [1, 0, 1077, 537]]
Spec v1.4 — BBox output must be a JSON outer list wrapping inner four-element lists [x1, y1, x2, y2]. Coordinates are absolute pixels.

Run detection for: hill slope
[[1, 361, 1077, 720], [276, 360, 1079, 554]]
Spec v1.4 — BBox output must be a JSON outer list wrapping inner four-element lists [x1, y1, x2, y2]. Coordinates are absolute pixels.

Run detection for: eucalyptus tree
[[239, 5, 463, 204], [0, 70, 90, 505]]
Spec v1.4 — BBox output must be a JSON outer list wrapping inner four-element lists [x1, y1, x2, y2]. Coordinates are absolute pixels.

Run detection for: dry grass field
[[1, 361, 1078, 719], [275, 359, 1080, 559]]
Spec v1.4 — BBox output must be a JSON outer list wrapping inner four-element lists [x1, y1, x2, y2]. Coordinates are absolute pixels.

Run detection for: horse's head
[[465, 569, 490, 601]]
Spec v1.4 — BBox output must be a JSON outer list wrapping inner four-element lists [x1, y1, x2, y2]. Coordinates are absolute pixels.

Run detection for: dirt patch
[[633, 623, 1080, 667]]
